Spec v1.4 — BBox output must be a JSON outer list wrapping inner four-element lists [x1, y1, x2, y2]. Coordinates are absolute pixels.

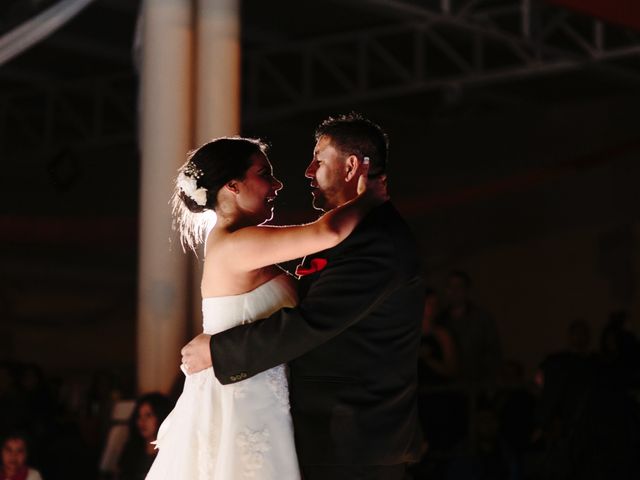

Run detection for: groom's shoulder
[[359, 201, 415, 239], [344, 202, 418, 256]]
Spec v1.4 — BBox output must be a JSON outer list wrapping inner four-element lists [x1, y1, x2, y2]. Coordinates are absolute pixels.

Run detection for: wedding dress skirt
[[146, 274, 301, 479]]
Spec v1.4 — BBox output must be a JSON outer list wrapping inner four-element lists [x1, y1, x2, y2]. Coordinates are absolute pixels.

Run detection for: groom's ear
[[344, 155, 360, 182]]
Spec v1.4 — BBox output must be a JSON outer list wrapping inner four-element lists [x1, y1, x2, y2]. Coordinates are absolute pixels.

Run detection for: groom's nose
[[305, 160, 316, 178]]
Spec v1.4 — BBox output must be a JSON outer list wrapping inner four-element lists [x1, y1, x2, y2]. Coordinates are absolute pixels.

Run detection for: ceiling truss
[[243, 0, 640, 122], [2, 0, 640, 153], [0, 72, 135, 157]]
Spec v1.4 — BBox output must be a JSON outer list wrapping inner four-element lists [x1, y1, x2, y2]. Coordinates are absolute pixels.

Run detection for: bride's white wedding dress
[[146, 274, 301, 479]]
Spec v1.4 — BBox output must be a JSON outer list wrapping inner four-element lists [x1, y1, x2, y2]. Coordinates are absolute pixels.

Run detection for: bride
[[145, 137, 385, 479]]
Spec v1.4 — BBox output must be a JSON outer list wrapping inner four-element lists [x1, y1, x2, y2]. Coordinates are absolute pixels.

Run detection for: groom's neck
[[332, 187, 358, 210]]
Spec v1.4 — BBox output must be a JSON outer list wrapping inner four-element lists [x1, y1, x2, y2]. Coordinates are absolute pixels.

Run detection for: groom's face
[[305, 135, 349, 211]]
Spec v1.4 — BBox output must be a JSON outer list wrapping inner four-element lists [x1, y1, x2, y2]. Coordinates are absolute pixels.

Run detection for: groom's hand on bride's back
[[181, 333, 213, 374]]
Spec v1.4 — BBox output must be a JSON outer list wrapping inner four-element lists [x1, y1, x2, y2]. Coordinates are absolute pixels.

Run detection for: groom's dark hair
[[314, 112, 388, 177]]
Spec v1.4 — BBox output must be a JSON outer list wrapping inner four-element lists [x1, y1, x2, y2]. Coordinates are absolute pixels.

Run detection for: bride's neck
[[215, 211, 256, 232]]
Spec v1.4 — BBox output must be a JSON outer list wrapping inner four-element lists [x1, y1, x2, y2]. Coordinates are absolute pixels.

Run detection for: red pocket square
[[295, 258, 328, 277]]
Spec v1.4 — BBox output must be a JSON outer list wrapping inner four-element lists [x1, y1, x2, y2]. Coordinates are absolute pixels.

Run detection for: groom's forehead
[[314, 135, 337, 154]]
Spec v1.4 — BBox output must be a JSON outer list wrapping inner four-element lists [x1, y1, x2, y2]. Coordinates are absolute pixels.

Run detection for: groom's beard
[[310, 189, 329, 211], [311, 185, 346, 212]]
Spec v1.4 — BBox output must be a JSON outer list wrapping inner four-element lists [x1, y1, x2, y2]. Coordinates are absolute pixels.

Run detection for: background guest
[[418, 288, 457, 385], [117, 393, 171, 480], [566, 319, 592, 358], [599, 310, 640, 389], [415, 289, 466, 478], [0, 431, 43, 480], [438, 271, 502, 389]]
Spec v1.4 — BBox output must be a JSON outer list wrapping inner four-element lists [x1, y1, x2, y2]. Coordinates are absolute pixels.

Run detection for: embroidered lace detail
[[266, 365, 290, 411], [233, 382, 247, 399], [236, 427, 270, 478], [197, 428, 216, 478], [188, 368, 211, 391]]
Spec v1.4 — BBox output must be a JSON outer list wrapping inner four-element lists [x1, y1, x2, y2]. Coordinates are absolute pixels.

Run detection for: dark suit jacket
[[210, 201, 424, 465]]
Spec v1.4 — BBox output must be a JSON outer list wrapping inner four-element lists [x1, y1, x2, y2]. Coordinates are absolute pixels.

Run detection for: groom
[[182, 113, 424, 479]]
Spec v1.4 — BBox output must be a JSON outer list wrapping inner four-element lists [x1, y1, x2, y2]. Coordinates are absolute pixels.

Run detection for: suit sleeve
[[210, 228, 402, 385]]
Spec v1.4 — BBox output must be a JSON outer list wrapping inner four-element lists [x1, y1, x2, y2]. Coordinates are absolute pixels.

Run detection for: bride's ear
[[225, 180, 239, 194]]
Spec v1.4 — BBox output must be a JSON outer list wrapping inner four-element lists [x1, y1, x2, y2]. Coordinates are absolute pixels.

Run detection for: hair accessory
[[363, 156, 370, 165], [183, 162, 204, 179], [177, 168, 208, 206]]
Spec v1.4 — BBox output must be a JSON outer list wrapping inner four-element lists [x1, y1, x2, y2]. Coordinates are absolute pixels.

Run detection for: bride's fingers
[[356, 159, 371, 194], [369, 175, 390, 201], [379, 174, 388, 190], [357, 172, 368, 194]]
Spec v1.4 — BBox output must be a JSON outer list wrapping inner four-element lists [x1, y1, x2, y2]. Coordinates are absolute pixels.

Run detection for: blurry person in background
[[0, 364, 26, 435], [534, 346, 640, 480], [496, 360, 537, 480], [416, 288, 465, 470], [16, 364, 53, 449], [439, 270, 502, 388], [566, 319, 592, 357], [0, 431, 43, 480], [418, 288, 457, 385], [600, 310, 640, 388], [118, 393, 171, 480], [85, 370, 121, 445]]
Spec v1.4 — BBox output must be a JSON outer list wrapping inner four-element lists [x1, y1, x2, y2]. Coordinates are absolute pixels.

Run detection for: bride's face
[[236, 153, 283, 225]]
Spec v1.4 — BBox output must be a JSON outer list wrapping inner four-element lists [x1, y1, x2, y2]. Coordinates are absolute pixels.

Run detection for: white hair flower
[[177, 171, 208, 207]]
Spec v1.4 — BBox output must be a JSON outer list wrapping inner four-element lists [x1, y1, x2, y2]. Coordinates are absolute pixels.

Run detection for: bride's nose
[[272, 177, 283, 192]]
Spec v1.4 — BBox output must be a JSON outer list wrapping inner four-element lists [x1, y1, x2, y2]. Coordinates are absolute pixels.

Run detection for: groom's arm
[[210, 227, 404, 385]]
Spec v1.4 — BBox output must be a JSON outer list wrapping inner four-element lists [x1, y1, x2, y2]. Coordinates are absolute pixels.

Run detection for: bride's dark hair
[[172, 136, 268, 251]]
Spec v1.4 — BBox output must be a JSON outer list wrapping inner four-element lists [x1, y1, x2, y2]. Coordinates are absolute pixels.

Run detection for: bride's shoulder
[[204, 227, 233, 257], [205, 224, 257, 251]]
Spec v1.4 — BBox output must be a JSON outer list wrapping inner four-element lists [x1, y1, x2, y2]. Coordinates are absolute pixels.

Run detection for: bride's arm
[[216, 174, 388, 272]]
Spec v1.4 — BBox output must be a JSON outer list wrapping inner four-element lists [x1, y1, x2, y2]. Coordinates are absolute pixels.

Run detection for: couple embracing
[[145, 113, 425, 480]]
